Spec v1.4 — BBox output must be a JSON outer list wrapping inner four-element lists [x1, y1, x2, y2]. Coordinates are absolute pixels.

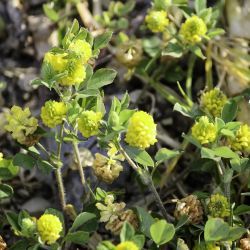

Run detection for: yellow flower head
[[41, 100, 67, 128], [37, 214, 62, 245], [78, 110, 102, 138], [60, 60, 86, 86], [5, 106, 38, 145], [229, 124, 250, 154], [0, 152, 3, 161], [191, 116, 217, 145], [116, 241, 139, 250], [208, 193, 230, 218], [44, 52, 68, 72], [125, 111, 157, 149], [44, 51, 86, 86], [145, 10, 169, 33], [180, 15, 207, 44], [68, 39, 92, 64], [200, 88, 228, 117]]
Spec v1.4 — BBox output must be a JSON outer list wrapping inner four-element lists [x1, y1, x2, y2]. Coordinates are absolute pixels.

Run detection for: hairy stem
[[55, 124, 66, 211], [185, 54, 196, 100], [72, 141, 86, 186]]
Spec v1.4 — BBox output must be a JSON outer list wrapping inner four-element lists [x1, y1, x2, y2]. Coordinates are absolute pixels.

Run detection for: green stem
[[185, 54, 196, 100], [55, 124, 66, 211], [72, 141, 86, 186], [116, 142, 169, 221]]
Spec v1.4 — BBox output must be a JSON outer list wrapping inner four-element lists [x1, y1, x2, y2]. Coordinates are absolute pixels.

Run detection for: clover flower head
[[96, 194, 126, 223], [37, 214, 62, 245], [41, 100, 67, 128], [44, 52, 68, 72], [68, 39, 92, 63], [5, 106, 38, 145], [200, 88, 228, 117], [145, 10, 169, 33], [208, 193, 230, 218], [116, 241, 139, 250], [191, 116, 217, 145], [60, 60, 86, 86], [180, 15, 207, 44], [0, 153, 3, 161], [125, 111, 157, 149], [93, 148, 124, 184], [78, 110, 102, 138], [229, 124, 250, 154]]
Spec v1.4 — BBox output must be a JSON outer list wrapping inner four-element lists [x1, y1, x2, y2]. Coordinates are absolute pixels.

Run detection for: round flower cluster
[[41, 100, 68, 128], [125, 111, 157, 150], [43, 38, 92, 86], [191, 116, 217, 145], [68, 39, 92, 63], [200, 88, 228, 117], [208, 193, 230, 218], [145, 10, 169, 33], [116, 241, 139, 250], [228, 124, 250, 154], [37, 214, 63, 245], [77, 110, 102, 138], [180, 15, 207, 44], [5, 106, 38, 145]]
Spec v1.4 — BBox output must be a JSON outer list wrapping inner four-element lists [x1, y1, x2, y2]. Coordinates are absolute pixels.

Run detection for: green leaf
[[142, 37, 161, 57], [77, 89, 100, 99], [175, 215, 189, 230], [173, 103, 193, 118], [5, 211, 21, 232], [97, 241, 116, 250], [0, 159, 19, 180], [195, 0, 207, 13], [131, 235, 145, 249], [124, 145, 154, 167], [69, 212, 96, 232], [37, 160, 54, 174], [64, 231, 89, 245], [234, 204, 250, 216], [43, 4, 59, 22], [94, 31, 113, 51], [87, 68, 117, 89], [155, 148, 180, 165], [13, 153, 36, 170], [120, 222, 135, 242], [162, 42, 184, 58], [150, 220, 175, 245], [222, 100, 238, 123], [204, 218, 229, 241], [227, 227, 246, 241], [136, 207, 155, 238], [222, 168, 233, 184], [190, 45, 206, 59], [207, 28, 225, 38], [212, 146, 239, 159], [0, 184, 13, 199], [9, 239, 30, 250]]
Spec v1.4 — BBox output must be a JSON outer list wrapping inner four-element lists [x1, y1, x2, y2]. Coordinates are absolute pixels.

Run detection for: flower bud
[[208, 193, 230, 218], [21, 217, 36, 237], [108, 111, 120, 128]]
